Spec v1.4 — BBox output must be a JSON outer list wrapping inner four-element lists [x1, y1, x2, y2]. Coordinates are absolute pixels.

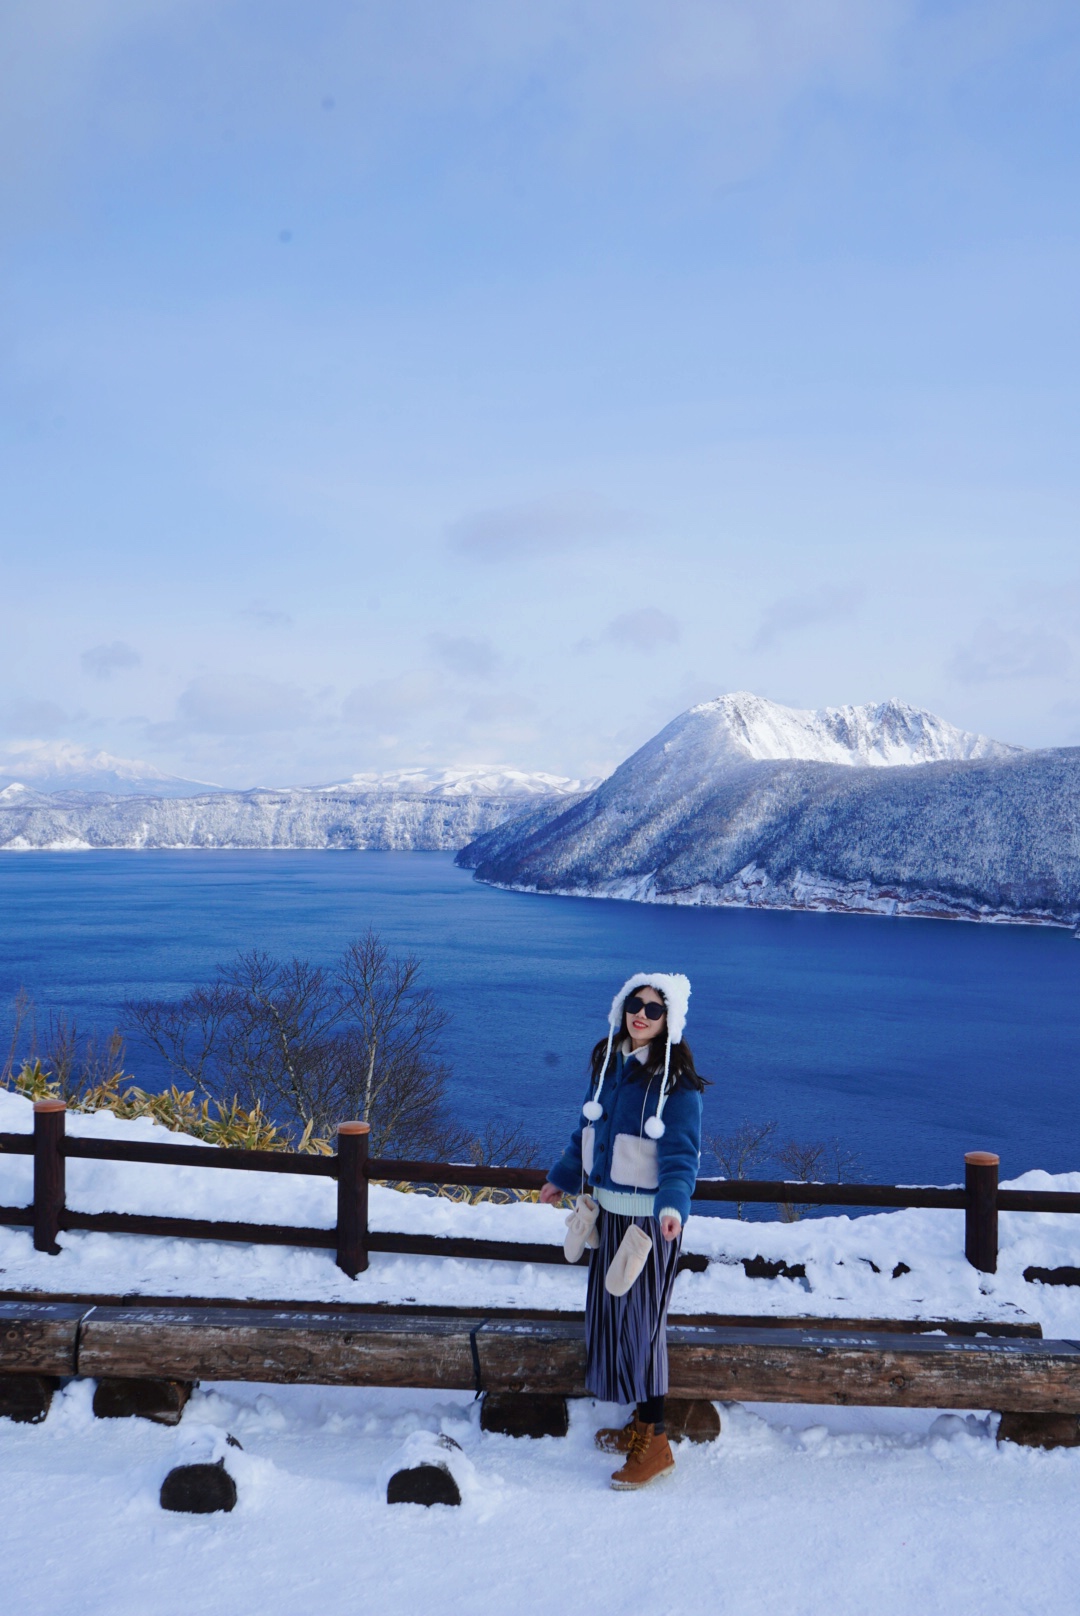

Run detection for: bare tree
[[125, 983, 236, 1099], [216, 952, 343, 1131], [1, 993, 126, 1103], [339, 1033, 458, 1157], [699, 1119, 863, 1223], [826, 1137, 861, 1184], [704, 1119, 778, 1219], [1, 987, 32, 1086], [42, 1015, 126, 1102], [441, 1120, 544, 1203], [463, 1120, 540, 1170], [774, 1136, 861, 1222], [124, 931, 459, 1154], [335, 931, 450, 1141]]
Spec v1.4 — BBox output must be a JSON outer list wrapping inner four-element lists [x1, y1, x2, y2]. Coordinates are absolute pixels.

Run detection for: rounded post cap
[[965, 1150, 1000, 1167], [337, 1121, 370, 1136], [33, 1099, 67, 1114]]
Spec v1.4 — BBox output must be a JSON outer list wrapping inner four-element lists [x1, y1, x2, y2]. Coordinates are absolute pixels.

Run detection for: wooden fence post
[[33, 1100, 66, 1255], [965, 1150, 999, 1274], [336, 1122, 370, 1278]]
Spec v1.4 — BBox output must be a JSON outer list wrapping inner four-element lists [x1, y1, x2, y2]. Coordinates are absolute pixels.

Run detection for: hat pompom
[[582, 1100, 603, 1122], [644, 1115, 665, 1140]]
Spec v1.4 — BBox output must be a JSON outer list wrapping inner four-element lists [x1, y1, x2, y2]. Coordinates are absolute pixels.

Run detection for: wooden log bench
[[0, 1287, 1045, 1339], [2, 1300, 1077, 1445]]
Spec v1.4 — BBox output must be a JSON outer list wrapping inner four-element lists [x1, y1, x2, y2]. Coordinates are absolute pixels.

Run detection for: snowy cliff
[[458, 695, 1080, 927], [0, 770, 593, 852]]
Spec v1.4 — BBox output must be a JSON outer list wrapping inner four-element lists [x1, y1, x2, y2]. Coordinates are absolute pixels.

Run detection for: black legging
[[637, 1393, 665, 1431]]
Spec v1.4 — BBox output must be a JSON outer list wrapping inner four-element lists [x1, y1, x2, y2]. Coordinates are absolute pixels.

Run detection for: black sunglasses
[[625, 995, 665, 1021]]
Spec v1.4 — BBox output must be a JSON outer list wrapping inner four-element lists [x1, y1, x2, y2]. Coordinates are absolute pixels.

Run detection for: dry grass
[[7, 1061, 334, 1153], [375, 1177, 541, 1205], [7, 1061, 539, 1202]]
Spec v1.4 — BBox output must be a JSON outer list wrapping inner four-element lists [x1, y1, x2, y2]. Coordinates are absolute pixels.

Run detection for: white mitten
[[603, 1223, 653, 1296], [563, 1194, 600, 1263]]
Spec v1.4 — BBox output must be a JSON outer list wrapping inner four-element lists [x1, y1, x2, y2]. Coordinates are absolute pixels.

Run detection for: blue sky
[[2, 0, 1079, 785]]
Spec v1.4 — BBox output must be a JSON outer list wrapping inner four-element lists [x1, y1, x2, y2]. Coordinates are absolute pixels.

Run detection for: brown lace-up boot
[[594, 1414, 643, 1454], [610, 1422, 675, 1489]]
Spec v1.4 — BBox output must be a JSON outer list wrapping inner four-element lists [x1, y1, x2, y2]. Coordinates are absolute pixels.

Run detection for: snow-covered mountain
[[673, 693, 1019, 769], [0, 742, 598, 849], [310, 766, 598, 797], [0, 742, 217, 797], [458, 694, 1080, 928], [0, 743, 593, 802]]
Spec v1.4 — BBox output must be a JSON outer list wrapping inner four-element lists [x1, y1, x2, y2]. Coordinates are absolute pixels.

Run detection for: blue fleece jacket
[[548, 1047, 702, 1226]]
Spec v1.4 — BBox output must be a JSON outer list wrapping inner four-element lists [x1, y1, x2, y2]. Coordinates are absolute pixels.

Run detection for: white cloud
[[577, 608, 681, 653], [947, 622, 1072, 684], [237, 604, 294, 629], [461, 691, 535, 724], [0, 0, 913, 209], [427, 632, 499, 678], [81, 640, 141, 678], [341, 672, 442, 727], [0, 697, 71, 738], [338, 668, 540, 757], [750, 585, 865, 652], [148, 674, 315, 738], [448, 496, 637, 562]]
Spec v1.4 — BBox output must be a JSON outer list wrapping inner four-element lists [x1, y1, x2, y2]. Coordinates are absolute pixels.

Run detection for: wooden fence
[[2, 1100, 1079, 1279]]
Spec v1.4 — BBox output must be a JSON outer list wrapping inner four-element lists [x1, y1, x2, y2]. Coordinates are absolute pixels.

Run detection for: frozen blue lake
[[1, 850, 1078, 1186]]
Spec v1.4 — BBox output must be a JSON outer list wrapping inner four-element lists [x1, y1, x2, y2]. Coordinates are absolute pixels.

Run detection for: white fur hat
[[582, 972, 692, 1139]]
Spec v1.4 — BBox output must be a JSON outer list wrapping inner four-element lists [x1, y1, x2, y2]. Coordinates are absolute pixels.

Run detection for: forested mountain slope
[[458, 696, 1080, 926]]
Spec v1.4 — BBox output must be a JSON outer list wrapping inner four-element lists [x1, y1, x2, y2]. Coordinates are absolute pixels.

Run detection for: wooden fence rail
[[0, 1106, 1073, 1279]]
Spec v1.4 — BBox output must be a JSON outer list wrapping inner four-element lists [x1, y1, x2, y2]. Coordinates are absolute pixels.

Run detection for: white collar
[[619, 1038, 650, 1064]]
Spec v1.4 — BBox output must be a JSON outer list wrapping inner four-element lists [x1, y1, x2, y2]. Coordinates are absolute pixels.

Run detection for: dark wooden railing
[[0, 1104, 1075, 1278]]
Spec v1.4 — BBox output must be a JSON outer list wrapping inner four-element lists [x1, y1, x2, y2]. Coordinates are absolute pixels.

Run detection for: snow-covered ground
[[4, 1087, 1080, 1615], [5, 1377, 1080, 1616]]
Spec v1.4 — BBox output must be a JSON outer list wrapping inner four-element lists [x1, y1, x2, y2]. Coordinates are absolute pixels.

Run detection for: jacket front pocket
[[610, 1132, 659, 1190], [581, 1125, 596, 1179]]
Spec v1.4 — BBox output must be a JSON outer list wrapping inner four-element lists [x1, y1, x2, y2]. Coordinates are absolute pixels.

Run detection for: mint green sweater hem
[[595, 1186, 656, 1217]]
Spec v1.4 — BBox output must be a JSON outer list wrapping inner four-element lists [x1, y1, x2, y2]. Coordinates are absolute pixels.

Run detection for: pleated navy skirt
[[584, 1207, 682, 1404]]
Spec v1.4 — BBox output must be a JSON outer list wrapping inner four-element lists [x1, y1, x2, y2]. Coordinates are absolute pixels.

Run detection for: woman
[[540, 972, 704, 1489]]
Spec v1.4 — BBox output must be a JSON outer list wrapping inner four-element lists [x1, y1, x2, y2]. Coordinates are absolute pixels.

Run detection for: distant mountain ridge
[[457, 694, 1080, 929], [309, 765, 598, 798], [0, 742, 218, 797], [0, 743, 596, 802], [0, 758, 595, 852]]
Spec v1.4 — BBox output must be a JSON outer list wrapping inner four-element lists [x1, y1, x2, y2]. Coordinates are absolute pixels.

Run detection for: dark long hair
[[589, 984, 707, 1093]]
